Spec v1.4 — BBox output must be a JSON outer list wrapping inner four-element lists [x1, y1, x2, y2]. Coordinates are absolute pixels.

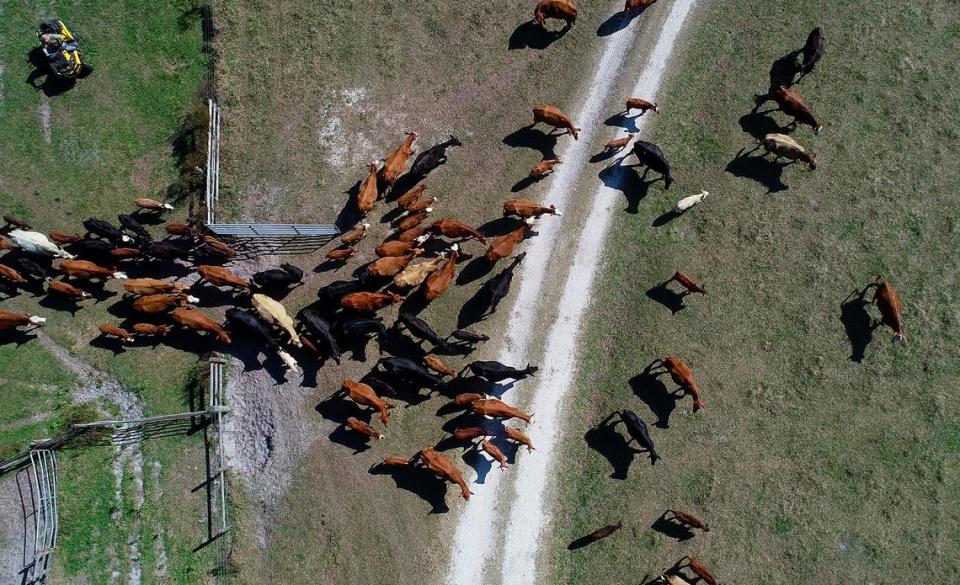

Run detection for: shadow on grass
[[508, 21, 567, 50], [368, 461, 450, 514], [841, 286, 874, 363], [629, 368, 678, 429], [584, 412, 635, 480], [597, 8, 646, 37]]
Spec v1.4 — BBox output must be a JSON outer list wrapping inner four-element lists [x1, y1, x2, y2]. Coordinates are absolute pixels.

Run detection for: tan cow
[[109, 247, 141, 260], [397, 209, 433, 232], [763, 133, 816, 169], [325, 247, 357, 262], [133, 197, 174, 212], [424, 245, 459, 301], [357, 162, 380, 215], [625, 0, 657, 13], [367, 250, 423, 278], [342, 379, 396, 425], [47, 231, 83, 244], [396, 226, 428, 243], [481, 440, 509, 469], [172, 308, 231, 343], [532, 104, 580, 139], [503, 198, 562, 219], [382, 132, 418, 185], [657, 355, 704, 411], [419, 447, 472, 500], [534, 0, 578, 29], [0, 265, 27, 285], [453, 427, 487, 441], [604, 133, 635, 151], [382, 456, 412, 467], [485, 218, 534, 264], [669, 271, 707, 295], [340, 291, 404, 313], [471, 398, 533, 423], [454, 392, 484, 407], [375, 235, 429, 257], [252, 293, 302, 347], [771, 85, 823, 134], [132, 323, 173, 337], [668, 509, 710, 531], [197, 265, 251, 292], [393, 255, 446, 289]]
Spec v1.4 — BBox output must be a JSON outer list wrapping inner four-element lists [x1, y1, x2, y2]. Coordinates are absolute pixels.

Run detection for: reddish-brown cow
[[340, 291, 404, 313], [424, 245, 459, 301], [873, 277, 904, 341], [172, 308, 231, 343], [532, 104, 580, 139], [341, 379, 395, 425], [471, 398, 533, 423], [485, 218, 534, 264], [534, 0, 578, 29], [419, 447, 471, 500]]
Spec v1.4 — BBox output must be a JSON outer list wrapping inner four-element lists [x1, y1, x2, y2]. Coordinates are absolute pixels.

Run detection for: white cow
[[675, 191, 709, 213], [252, 293, 302, 348], [7, 230, 75, 259]]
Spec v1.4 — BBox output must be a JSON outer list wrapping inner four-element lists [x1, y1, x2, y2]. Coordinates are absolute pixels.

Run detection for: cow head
[[28, 315, 46, 325]]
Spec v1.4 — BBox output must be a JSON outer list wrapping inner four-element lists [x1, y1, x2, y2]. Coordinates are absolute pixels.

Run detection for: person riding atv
[[36, 19, 92, 79]]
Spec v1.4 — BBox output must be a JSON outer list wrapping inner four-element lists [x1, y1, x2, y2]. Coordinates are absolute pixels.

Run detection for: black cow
[[408, 135, 463, 178], [142, 240, 191, 261], [69, 237, 114, 258], [482, 252, 525, 315], [337, 316, 387, 341], [799, 27, 826, 77], [226, 308, 279, 348], [620, 410, 660, 464], [14, 257, 51, 280], [467, 360, 537, 382], [449, 328, 490, 344], [379, 357, 444, 388], [84, 218, 134, 245], [630, 140, 673, 188], [397, 312, 449, 350], [300, 309, 341, 363], [117, 214, 152, 241], [252, 263, 303, 290], [317, 279, 363, 306]]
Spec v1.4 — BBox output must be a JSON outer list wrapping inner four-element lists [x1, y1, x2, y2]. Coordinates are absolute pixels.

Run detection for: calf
[[424, 245, 460, 301], [325, 247, 357, 262], [771, 85, 823, 134], [485, 220, 533, 264], [423, 355, 458, 379], [197, 265, 251, 292], [341, 379, 395, 425], [799, 27, 826, 77], [418, 447, 471, 500], [409, 135, 462, 178], [603, 133, 635, 152], [481, 440, 509, 470], [872, 277, 904, 341], [534, 0, 578, 29], [481, 252, 526, 313], [763, 133, 816, 169], [382, 132, 418, 186], [45, 278, 91, 299], [132, 323, 173, 337], [668, 271, 707, 295], [339, 223, 370, 246], [357, 162, 380, 214], [99, 324, 134, 343], [83, 218, 133, 245], [632, 140, 673, 187], [340, 291, 404, 313], [252, 263, 303, 290], [532, 104, 580, 139], [529, 159, 561, 178], [471, 398, 533, 422], [345, 417, 383, 440], [667, 510, 710, 532], [503, 199, 562, 219], [469, 359, 537, 382], [58, 260, 127, 281], [578, 521, 623, 544], [430, 220, 486, 243], [172, 308, 231, 343], [624, 97, 658, 114], [133, 197, 174, 212], [675, 191, 709, 213], [0, 311, 46, 331]]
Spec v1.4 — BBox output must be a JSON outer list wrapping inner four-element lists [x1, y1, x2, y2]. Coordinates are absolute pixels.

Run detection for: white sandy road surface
[[446, 1, 700, 583]]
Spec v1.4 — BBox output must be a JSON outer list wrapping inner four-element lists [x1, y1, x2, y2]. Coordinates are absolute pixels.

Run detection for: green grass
[[548, 1, 960, 583]]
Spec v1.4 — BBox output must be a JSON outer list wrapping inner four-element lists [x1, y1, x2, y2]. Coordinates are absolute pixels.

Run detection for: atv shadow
[[25, 47, 80, 97]]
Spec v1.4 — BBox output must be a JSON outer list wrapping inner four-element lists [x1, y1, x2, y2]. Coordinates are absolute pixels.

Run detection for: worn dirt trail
[[446, 1, 700, 583]]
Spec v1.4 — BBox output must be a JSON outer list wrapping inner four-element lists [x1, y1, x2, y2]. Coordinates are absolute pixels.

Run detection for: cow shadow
[[368, 462, 449, 514], [0, 329, 39, 347], [38, 294, 90, 316], [841, 287, 874, 363], [651, 209, 682, 227], [462, 446, 494, 485], [739, 110, 791, 141], [25, 48, 78, 97], [584, 412, 635, 480], [646, 282, 686, 314], [599, 159, 652, 214], [651, 511, 695, 541], [224, 343, 290, 385], [508, 21, 566, 50], [477, 217, 524, 238], [457, 287, 492, 329], [767, 50, 802, 93], [89, 334, 128, 355], [456, 257, 495, 286], [597, 8, 646, 37], [503, 126, 559, 160], [335, 180, 364, 232], [629, 368, 678, 428], [388, 172, 423, 201], [511, 174, 542, 192], [725, 146, 788, 193], [604, 112, 639, 133]]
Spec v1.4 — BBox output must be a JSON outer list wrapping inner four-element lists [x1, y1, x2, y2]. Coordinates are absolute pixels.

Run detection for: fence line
[[206, 98, 222, 224]]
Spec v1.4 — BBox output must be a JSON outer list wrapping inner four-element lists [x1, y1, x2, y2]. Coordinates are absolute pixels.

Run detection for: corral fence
[[205, 98, 222, 225], [0, 356, 232, 584]]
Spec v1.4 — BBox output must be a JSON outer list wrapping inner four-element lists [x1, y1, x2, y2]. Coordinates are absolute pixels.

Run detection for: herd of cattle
[[0, 2, 909, 583]]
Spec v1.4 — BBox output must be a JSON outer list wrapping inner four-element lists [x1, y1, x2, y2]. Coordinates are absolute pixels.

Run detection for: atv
[[36, 19, 92, 79]]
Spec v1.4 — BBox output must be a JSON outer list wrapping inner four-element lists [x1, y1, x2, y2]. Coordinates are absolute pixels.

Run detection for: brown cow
[[471, 398, 533, 423], [532, 104, 580, 139], [109, 247, 141, 260], [668, 510, 710, 531], [382, 132, 418, 185], [197, 265, 251, 291], [485, 218, 534, 264], [534, 0, 578, 29], [396, 226, 429, 243], [0, 264, 27, 285], [530, 159, 561, 178], [873, 277, 904, 341], [657, 355, 704, 411], [424, 245, 459, 301], [396, 183, 428, 209], [172, 308, 231, 343], [133, 293, 198, 314], [423, 354, 458, 379], [325, 247, 357, 262], [419, 447, 471, 500], [200, 236, 237, 260], [625, 97, 659, 114], [345, 416, 383, 440], [382, 456, 412, 467], [393, 255, 445, 289], [0, 236, 15, 250], [164, 223, 196, 237], [3, 214, 31, 230], [357, 162, 380, 215], [454, 392, 484, 407], [481, 440, 509, 469], [45, 278, 91, 299], [503, 199, 562, 219], [132, 323, 173, 337], [672, 557, 718, 585], [625, 0, 656, 13], [763, 133, 816, 169], [58, 260, 126, 281], [99, 324, 134, 343], [577, 521, 623, 545], [48, 231, 83, 244], [405, 196, 437, 213], [367, 250, 423, 278], [505, 427, 535, 451], [376, 236, 428, 257], [430, 220, 486, 243], [341, 379, 395, 425], [604, 133, 635, 151], [397, 209, 433, 232], [133, 197, 174, 212], [668, 271, 707, 295], [453, 427, 487, 441], [771, 85, 823, 134], [340, 291, 404, 313], [340, 222, 371, 246], [123, 278, 188, 296], [0, 311, 46, 331]]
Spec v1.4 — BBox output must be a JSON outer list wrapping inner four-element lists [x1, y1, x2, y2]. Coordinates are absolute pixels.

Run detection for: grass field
[[0, 1, 221, 583], [546, 1, 960, 583]]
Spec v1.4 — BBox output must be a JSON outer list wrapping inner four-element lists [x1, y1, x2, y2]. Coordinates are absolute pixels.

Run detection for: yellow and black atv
[[36, 19, 92, 79]]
